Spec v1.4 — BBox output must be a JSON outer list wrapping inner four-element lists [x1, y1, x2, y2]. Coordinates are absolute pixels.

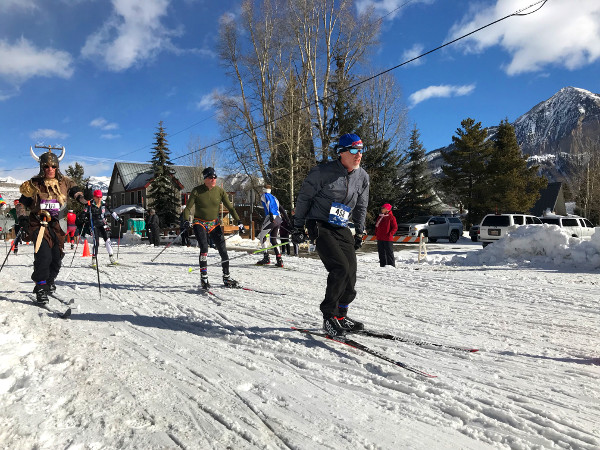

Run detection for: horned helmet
[[30, 146, 65, 180]]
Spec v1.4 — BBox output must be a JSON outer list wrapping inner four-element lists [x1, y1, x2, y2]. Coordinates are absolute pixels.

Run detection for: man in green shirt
[[183, 167, 245, 289]]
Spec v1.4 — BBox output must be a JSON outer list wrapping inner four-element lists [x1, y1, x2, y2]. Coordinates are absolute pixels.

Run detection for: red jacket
[[375, 212, 398, 241]]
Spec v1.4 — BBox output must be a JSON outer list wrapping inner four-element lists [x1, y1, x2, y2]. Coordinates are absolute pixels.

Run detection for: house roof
[[114, 162, 203, 192]]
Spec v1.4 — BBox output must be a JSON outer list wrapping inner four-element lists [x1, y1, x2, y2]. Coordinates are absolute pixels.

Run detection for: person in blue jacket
[[256, 184, 288, 267]]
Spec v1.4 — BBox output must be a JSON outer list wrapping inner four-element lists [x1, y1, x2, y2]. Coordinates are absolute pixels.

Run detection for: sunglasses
[[340, 147, 364, 155], [43, 165, 58, 169], [205, 176, 217, 180]]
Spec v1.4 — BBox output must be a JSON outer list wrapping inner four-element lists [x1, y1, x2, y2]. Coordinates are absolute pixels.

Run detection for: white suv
[[479, 213, 542, 247], [539, 215, 596, 239]]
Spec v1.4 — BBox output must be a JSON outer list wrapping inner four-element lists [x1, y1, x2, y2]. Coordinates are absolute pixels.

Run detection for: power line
[[170, 0, 550, 163]]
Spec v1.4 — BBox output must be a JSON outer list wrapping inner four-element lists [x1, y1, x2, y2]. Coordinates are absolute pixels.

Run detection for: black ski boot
[[222, 274, 239, 288], [33, 284, 49, 305], [323, 317, 347, 338], [256, 253, 270, 265], [275, 255, 284, 268], [201, 274, 210, 290], [338, 316, 364, 332]]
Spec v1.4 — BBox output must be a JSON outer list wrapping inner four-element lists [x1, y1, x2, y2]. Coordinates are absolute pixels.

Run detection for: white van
[[479, 213, 542, 247], [539, 216, 596, 239]]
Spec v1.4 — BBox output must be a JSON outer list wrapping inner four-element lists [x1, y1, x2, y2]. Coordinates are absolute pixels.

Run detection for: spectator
[[375, 203, 398, 267], [147, 209, 161, 247]]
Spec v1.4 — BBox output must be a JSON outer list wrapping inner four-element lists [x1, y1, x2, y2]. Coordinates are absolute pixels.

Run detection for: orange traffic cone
[[82, 239, 91, 257]]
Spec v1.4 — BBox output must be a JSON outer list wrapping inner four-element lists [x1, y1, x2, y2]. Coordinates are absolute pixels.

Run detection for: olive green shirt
[[183, 185, 240, 222]]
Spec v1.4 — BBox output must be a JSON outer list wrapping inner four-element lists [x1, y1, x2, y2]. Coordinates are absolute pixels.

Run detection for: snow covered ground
[[0, 227, 598, 449]]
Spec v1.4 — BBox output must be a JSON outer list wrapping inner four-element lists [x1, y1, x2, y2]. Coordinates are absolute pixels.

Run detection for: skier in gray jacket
[[292, 133, 370, 337]]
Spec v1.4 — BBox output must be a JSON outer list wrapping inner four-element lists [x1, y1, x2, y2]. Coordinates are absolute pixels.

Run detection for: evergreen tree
[[397, 126, 438, 221], [147, 121, 180, 227], [487, 119, 547, 213], [440, 118, 492, 226], [327, 60, 403, 231], [65, 162, 90, 214]]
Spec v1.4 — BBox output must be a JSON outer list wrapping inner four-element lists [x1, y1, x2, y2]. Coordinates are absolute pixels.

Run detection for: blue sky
[[1, 0, 599, 181]]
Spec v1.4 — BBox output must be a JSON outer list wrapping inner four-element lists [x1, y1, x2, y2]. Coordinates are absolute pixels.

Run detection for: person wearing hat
[[182, 167, 246, 289], [83, 189, 123, 266], [8, 200, 23, 255], [146, 208, 161, 246], [256, 184, 289, 267], [18, 146, 92, 304], [291, 133, 370, 338], [375, 203, 398, 267]]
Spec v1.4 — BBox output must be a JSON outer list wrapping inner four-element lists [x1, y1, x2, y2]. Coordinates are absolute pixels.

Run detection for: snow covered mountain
[[428, 86, 600, 181]]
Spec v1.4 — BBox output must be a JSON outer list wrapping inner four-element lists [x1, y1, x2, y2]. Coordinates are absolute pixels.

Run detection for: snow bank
[[452, 225, 600, 268], [120, 231, 143, 245]]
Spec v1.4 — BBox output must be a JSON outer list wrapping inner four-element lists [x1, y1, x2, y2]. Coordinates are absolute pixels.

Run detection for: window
[[448, 218, 461, 224], [513, 216, 524, 225], [130, 192, 135, 204], [541, 218, 560, 225], [137, 191, 142, 204], [563, 218, 578, 227], [121, 193, 125, 205], [482, 216, 510, 227], [583, 219, 594, 228]]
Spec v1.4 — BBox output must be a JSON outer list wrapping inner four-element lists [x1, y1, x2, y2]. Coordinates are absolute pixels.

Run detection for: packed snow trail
[[0, 236, 598, 449]]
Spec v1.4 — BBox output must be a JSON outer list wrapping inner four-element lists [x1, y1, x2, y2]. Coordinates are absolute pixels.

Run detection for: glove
[[182, 220, 190, 230], [118, 217, 124, 225], [238, 221, 246, 234], [291, 227, 306, 245], [354, 232, 365, 250]]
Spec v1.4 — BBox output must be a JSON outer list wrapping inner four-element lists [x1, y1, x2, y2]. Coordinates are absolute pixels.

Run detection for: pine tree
[[487, 119, 547, 213], [397, 126, 438, 221], [147, 121, 180, 228], [440, 118, 492, 226], [65, 162, 90, 214]]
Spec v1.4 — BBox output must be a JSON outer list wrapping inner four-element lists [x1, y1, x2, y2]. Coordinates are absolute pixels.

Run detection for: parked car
[[469, 225, 480, 242], [479, 213, 542, 247], [539, 215, 596, 239], [397, 215, 463, 243]]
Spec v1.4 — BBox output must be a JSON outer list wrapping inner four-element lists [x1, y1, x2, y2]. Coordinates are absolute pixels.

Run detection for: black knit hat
[[202, 167, 217, 179]]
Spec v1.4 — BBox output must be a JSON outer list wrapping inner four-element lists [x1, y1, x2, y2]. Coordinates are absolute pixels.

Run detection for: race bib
[[328, 202, 351, 227], [40, 200, 61, 218]]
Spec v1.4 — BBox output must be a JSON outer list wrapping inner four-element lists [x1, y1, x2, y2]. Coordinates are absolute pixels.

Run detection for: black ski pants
[[31, 229, 62, 284], [377, 240, 395, 267], [192, 224, 230, 275], [314, 221, 357, 319]]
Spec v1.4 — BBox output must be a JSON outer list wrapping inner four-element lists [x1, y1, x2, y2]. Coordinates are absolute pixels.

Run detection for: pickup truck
[[396, 215, 463, 243]]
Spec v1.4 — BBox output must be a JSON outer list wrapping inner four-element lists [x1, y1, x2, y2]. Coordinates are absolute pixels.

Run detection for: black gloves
[[354, 232, 365, 250], [238, 221, 246, 233], [182, 220, 190, 230], [291, 227, 306, 245]]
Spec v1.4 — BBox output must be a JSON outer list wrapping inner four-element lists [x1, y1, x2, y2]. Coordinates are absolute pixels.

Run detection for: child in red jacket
[[375, 203, 398, 267]]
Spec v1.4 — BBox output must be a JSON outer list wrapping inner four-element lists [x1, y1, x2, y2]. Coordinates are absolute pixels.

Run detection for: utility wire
[[170, 0, 550, 163]]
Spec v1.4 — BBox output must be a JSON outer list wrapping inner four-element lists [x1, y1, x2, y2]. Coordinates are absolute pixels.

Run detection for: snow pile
[[453, 225, 600, 268], [120, 230, 143, 245]]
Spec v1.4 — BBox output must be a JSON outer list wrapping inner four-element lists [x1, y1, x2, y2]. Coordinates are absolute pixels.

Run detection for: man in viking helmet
[[18, 146, 92, 304]]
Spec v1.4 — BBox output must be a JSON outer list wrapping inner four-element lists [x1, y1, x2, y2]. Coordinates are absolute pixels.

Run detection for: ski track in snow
[[0, 239, 598, 449]]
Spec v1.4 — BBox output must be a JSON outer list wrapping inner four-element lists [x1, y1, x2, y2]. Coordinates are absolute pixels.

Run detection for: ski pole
[[150, 228, 188, 262], [187, 242, 288, 273], [117, 222, 122, 260], [0, 227, 24, 275]]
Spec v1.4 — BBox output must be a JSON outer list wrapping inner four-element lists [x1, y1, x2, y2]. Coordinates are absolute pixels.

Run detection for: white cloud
[[355, 0, 435, 20], [196, 89, 222, 111], [29, 129, 69, 140], [449, 0, 600, 75], [101, 133, 121, 139], [90, 117, 119, 130], [0, 38, 74, 82], [81, 0, 175, 71], [402, 43, 425, 66], [0, 0, 38, 12], [409, 84, 475, 107]]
